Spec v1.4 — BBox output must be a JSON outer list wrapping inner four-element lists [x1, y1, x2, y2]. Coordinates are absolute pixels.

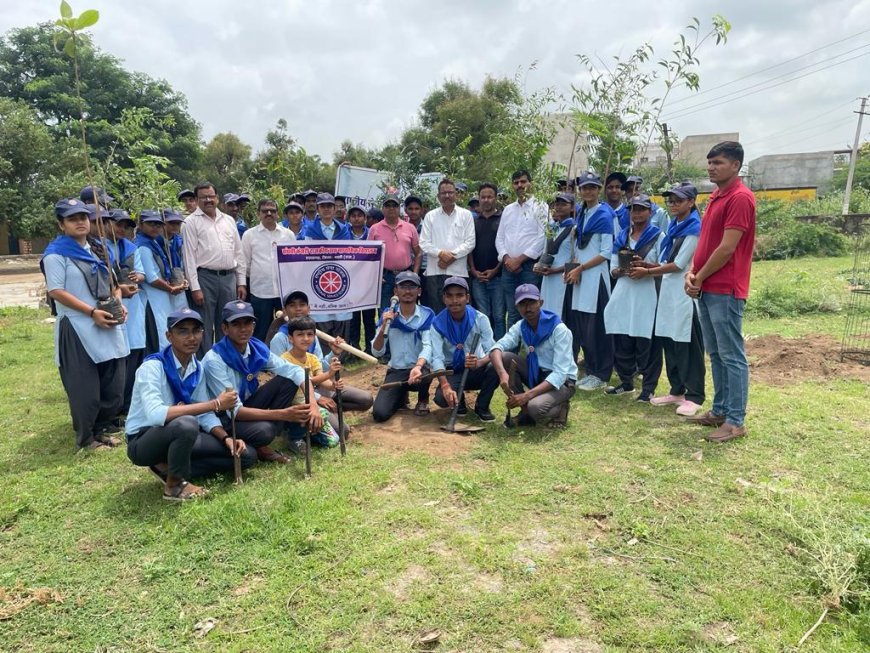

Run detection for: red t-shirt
[[693, 177, 756, 299]]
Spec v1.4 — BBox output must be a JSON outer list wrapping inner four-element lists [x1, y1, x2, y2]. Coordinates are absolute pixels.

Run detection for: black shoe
[[286, 439, 308, 457], [605, 384, 635, 396], [517, 412, 535, 426], [474, 406, 495, 422], [636, 391, 652, 403], [456, 398, 468, 416]]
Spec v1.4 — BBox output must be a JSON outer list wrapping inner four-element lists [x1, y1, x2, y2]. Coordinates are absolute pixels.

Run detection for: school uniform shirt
[[540, 221, 575, 315], [138, 243, 176, 350], [655, 234, 700, 343], [43, 246, 130, 366], [429, 310, 495, 371], [603, 232, 664, 339], [110, 241, 146, 351], [240, 223, 294, 299], [418, 205, 476, 277], [124, 354, 220, 436], [370, 305, 435, 369], [180, 208, 244, 292], [651, 204, 670, 232], [611, 203, 628, 236], [495, 197, 547, 262], [202, 344, 305, 416], [491, 320, 578, 388], [570, 217, 613, 316]]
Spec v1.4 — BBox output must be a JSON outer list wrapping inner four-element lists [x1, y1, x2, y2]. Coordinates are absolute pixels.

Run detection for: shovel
[[440, 333, 485, 435]]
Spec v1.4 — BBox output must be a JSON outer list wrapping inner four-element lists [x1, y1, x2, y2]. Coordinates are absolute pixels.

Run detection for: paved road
[[0, 272, 46, 309]]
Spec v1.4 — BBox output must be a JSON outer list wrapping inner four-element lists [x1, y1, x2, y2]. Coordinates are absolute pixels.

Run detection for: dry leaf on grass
[[0, 586, 64, 621], [193, 617, 217, 638]]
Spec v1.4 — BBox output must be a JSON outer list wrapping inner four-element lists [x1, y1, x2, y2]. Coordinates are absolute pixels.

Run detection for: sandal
[[80, 439, 110, 451], [163, 480, 207, 502], [256, 446, 292, 464], [413, 401, 430, 417], [96, 433, 123, 447]]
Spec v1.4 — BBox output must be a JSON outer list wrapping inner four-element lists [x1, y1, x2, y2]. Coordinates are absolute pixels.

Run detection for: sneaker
[[675, 400, 703, 417], [578, 376, 607, 391], [650, 394, 685, 406], [456, 399, 468, 416], [286, 439, 308, 457], [473, 406, 496, 422], [636, 391, 652, 403], [604, 384, 634, 396]]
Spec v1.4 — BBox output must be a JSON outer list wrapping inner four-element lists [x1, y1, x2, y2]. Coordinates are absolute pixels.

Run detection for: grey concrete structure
[[747, 151, 836, 191], [542, 114, 589, 173]]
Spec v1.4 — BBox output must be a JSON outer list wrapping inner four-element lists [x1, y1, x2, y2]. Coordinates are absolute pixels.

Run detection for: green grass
[[1, 256, 868, 652]]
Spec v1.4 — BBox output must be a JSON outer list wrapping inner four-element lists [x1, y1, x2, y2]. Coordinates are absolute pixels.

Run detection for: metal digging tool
[[303, 368, 313, 478], [441, 333, 485, 435], [504, 358, 519, 428], [335, 369, 346, 457], [225, 387, 243, 485]]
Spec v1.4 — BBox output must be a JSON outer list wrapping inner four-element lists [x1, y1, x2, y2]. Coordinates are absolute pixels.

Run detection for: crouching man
[[490, 285, 578, 428]]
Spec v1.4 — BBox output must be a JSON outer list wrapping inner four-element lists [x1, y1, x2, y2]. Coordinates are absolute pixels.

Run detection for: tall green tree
[[831, 142, 870, 194], [198, 132, 252, 195]]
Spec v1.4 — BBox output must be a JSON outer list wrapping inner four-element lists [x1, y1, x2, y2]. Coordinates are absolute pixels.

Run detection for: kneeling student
[[125, 308, 246, 502], [203, 301, 322, 461], [370, 271, 436, 422], [491, 285, 578, 428]]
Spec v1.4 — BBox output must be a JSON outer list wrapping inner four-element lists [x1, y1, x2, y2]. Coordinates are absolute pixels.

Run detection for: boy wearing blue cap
[[43, 198, 130, 449], [491, 284, 578, 427]]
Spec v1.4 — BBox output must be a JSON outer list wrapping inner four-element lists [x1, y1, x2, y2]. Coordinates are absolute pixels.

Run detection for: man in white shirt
[[495, 170, 546, 330], [240, 199, 295, 342], [181, 182, 246, 355], [418, 178, 476, 313]]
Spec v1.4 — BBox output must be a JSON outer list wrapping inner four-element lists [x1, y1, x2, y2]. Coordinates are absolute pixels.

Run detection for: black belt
[[198, 267, 233, 276]]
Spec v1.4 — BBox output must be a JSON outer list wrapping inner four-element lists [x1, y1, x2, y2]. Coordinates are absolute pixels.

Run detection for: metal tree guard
[[840, 214, 869, 364]]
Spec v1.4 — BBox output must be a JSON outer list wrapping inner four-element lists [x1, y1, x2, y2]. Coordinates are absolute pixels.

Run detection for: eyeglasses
[[260, 209, 278, 215], [198, 195, 217, 201]]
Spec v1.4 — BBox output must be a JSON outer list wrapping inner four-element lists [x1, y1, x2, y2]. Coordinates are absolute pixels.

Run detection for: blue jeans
[[471, 275, 506, 340], [502, 259, 541, 331], [697, 292, 748, 426]]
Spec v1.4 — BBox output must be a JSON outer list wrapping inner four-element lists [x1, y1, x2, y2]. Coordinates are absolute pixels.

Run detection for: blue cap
[[162, 208, 184, 223], [80, 186, 113, 204], [109, 208, 134, 223], [139, 209, 164, 223], [290, 192, 306, 204], [316, 192, 335, 205], [167, 307, 203, 330], [629, 193, 653, 209], [367, 207, 384, 222], [302, 189, 318, 198], [606, 172, 628, 186], [663, 182, 698, 201], [84, 203, 107, 220], [577, 171, 602, 188], [223, 193, 240, 204], [404, 195, 423, 207], [283, 290, 309, 305], [455, 182, 468, 192], [346, 204, 367, 216], [555, 192, 575, 204], [54, 198, 90, 219], [283, 201, 304, 214], [382, 194, 400, 207], [442, 276, 469, 292], [222, 300, 256, 323], [237, 193, 251, 203], [395, 271, 421, 287], [514, 283, 541, 304], [623, 175, 643, 189], [468, 195, 480, 206], [177, 188, 195, 200]]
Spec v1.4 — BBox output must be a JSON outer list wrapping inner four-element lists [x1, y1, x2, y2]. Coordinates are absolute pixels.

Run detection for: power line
[[744, 114, 856, 147]]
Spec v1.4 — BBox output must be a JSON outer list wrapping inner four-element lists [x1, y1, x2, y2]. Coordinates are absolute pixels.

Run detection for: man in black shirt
[[469, 182, 506, 339]]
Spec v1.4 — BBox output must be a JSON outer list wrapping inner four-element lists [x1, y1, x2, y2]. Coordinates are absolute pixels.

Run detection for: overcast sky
[[3, 0, 870, 165]]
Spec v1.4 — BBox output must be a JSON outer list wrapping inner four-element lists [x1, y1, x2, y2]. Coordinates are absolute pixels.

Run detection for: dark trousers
[[372, 368, 434, 422], [502, 259, 540, 329], [567, 279, 613, 382], [433, 364, 499, 411], [348, 309, 376, 354], [197, 267, 237, 356], [500, 352, 576, 424], [317, 385, 374, 412], [658, 310, 706, 403], [249, 294, 281, 343], [58, 317, 125, 448], [122, 347, 145, 414], [144, 303, 159, 355], [613, 334, 663, 393], [425, 274, 450, 313]]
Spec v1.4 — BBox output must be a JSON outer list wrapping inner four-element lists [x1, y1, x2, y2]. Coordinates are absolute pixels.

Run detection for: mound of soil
[[746, 334, 870, 386]]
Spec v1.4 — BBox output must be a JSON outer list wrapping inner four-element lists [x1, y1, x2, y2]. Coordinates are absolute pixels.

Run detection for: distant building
[[747, 151, 840, 193], [542, 114, 588, 173], [635, 132, 740, 169]]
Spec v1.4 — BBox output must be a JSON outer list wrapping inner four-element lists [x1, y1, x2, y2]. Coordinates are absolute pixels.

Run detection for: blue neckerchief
[[303, 217, 351, 241], [169, 234, 183, 267], [614, 204, 629, 231], [135, 232, 172, 278], [211, 336, 272, 401], [378, 305, 435, 344], [520, 310, 560, 385], [659, 209, 701, 262], [116, 238, 137, 265], [43, 235, 111, 274], [144, 346, 201, 405], [613, 222, 661, 254], [278, 323, 318, 353], [350, 225, 369, 240], [558, 218, 575, 230], [433, 305, 476, 371], [578, 203, 615, 236]]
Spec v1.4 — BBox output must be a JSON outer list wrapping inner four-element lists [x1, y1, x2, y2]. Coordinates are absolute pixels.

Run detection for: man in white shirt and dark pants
[[240, 198, 294, 342], [181, 182, 246, 355], [496, 170, 546, 331], [418, 178, 476, 314]]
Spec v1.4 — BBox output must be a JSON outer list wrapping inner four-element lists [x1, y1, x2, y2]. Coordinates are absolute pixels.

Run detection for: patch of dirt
[[517, 527, 560, 558], [352, 409, 475, 457], [471, 571, 504, 594], [745, 334, 870, 386], [541, 637, 603, 653], [231, 574, 264, 597], [387, 564, 432, 601], [700, 621, 739, 647]]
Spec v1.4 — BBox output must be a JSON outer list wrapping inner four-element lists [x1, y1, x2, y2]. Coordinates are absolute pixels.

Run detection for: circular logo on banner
[[311, 263, 350, 302]]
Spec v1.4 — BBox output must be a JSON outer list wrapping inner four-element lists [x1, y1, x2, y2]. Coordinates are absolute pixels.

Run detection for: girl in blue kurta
[[42, 198, 130, 449], [602, 194, 664, 401]]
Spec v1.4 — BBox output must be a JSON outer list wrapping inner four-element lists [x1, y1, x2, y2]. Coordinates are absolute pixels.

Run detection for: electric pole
[[842, 96, 868, 215]]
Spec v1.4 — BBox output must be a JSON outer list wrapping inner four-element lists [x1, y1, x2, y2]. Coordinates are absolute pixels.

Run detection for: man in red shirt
[[685, 141, 755, 443]]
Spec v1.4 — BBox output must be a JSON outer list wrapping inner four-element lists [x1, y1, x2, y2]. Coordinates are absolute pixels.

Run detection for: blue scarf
[[379, 305, 435, 344], [278, 323, 318, 353], [614, 204, 629, 231], [43, 235, 111, 274], [135, 232, 171, 278], [432, 305, 476, 371], [520, 310, 560, 386], [579, 203, 616, 236], [115, 238, 137, 266], [613, 222, 661, 255], [303, 217, 351, 241], [144, 346, 201, 405], [659, 209, 701, 262], [211, 336, 272, 401], [169, 234, 183, 268]]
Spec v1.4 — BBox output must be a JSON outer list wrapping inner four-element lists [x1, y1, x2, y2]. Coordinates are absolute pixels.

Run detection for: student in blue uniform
[[603, 194, 664, 401], [538, 192, 576, 318], [564, 172, 616, 391], [136, 210, 187, 353], [125, 308, 246, 502], [346, 205, 376, 355], [162, 208, 189, 311], [371, 271, 436, 421], [203, 301, 322, 461], [428, 277, 499, 422], [43, 198, 130, 450], [604, 172, 628, 236], [491, 285, 578, 427]]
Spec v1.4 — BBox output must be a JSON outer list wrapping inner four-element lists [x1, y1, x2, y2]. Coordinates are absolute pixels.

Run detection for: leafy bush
[[747, 269, 846, 318], [755, 222, 849, 260]]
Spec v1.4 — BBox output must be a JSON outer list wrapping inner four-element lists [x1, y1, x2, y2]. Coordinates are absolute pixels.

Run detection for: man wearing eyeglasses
[[181, 181, 247, 355], [240, 199, 295, 342]]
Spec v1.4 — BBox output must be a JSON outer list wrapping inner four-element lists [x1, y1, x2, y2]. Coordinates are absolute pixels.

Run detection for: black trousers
[[565, 278, 613, 381], [122, 347, 145, 414], [225, 374, 299, 445], [433, 364, 499, 411], [249, 294, 281, 343], [372, 368, 434, 423], [613, 334, 663, 393], [58, 317, 125, 448], [425, 274, 450, 314], [144, 303, 160, 355], [659, 309, 706, 403], [348, 309, 376, 354]]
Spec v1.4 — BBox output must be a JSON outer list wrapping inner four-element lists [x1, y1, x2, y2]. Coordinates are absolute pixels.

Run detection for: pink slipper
[[676, 400, 703, 416], [650, 394, 685, 406]]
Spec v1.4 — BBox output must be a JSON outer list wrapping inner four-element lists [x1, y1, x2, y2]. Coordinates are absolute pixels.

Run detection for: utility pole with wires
[[842, 96, 868, 216]]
